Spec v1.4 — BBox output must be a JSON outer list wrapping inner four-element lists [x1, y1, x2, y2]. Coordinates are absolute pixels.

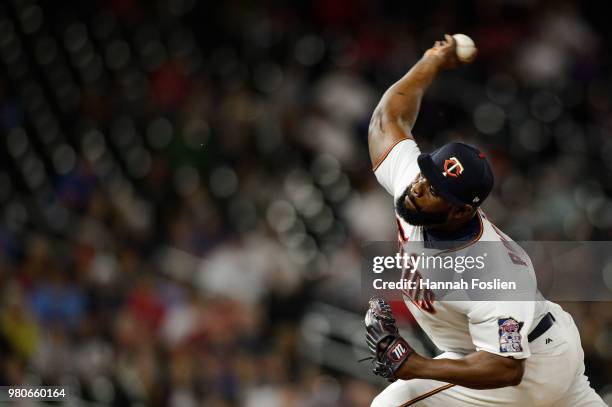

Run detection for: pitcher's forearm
[[396, 351, 524, 390], [377, 55, 443, 131], [368, 35, 460, 167]]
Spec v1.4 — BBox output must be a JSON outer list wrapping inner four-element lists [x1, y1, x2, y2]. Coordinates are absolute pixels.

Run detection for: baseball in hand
[[452, 34, 477, 62]]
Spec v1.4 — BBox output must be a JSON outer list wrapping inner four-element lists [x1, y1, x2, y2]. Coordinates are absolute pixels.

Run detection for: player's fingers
[[444, 33, 454, 46]]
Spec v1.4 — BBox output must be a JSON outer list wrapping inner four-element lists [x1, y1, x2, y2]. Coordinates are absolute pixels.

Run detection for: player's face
[[395, 173, 453, 226]]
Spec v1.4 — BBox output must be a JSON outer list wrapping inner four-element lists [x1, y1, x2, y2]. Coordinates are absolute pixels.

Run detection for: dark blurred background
[[0, 0, 611, 405]]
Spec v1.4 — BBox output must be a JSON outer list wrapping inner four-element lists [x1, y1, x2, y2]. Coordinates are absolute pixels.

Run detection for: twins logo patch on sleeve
[[498, 317, 524, 353]]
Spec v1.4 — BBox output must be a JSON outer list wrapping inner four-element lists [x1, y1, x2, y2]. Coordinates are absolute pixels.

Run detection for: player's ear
[[450, 204, 474, 220]]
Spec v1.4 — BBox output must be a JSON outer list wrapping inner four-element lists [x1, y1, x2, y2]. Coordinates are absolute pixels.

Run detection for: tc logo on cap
[[442, 157, 464, 178]]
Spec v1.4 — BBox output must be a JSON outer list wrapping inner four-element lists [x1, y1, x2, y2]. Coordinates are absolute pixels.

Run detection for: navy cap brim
[[417, 153, 467, 207]]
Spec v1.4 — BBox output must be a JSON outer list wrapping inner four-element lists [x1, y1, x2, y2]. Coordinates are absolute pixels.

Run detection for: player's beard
[[395, 190, 448, 227]]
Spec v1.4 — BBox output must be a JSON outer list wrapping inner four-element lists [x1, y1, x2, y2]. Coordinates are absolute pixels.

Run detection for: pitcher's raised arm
[[368, 34, 475, 170]]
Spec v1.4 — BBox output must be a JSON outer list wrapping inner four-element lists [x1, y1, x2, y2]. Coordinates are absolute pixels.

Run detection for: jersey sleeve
[[467, 301, 536, 359], [373, 139, 421, 197]]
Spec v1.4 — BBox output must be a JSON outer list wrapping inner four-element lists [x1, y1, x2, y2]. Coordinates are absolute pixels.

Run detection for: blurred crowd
[[0, 0, 611, 405]]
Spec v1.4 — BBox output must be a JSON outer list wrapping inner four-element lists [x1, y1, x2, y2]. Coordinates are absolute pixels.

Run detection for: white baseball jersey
[[371, 139, 605, 406]]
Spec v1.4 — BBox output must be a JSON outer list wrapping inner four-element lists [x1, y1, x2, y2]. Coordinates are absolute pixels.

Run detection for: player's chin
[[395, 200, 447, 227], [398, 213, 444, 227]]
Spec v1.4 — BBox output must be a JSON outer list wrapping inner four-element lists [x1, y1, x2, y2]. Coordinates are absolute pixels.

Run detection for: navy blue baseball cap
[[417, 142, 494, 207]]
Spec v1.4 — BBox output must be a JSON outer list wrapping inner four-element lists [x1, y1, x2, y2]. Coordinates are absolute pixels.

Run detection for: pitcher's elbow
[[507, 362, 524, 386]]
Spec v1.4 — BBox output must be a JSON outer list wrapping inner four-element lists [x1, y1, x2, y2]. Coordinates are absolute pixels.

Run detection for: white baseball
[[452, 33, 476, 62]]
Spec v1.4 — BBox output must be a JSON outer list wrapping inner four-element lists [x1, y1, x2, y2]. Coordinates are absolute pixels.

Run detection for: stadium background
[[0, 0, 611, 405]]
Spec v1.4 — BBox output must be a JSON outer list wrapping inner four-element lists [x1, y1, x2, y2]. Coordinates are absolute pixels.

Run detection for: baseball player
[[364, 35, 606, 406]]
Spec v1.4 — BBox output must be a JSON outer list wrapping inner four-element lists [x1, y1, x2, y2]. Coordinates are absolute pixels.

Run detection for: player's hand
[[423, 34, 468, 69], [364, 297, 414, 381]]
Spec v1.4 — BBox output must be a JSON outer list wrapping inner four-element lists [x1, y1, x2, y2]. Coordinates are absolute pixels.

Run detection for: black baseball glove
[[364, 297, 414, 381]]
